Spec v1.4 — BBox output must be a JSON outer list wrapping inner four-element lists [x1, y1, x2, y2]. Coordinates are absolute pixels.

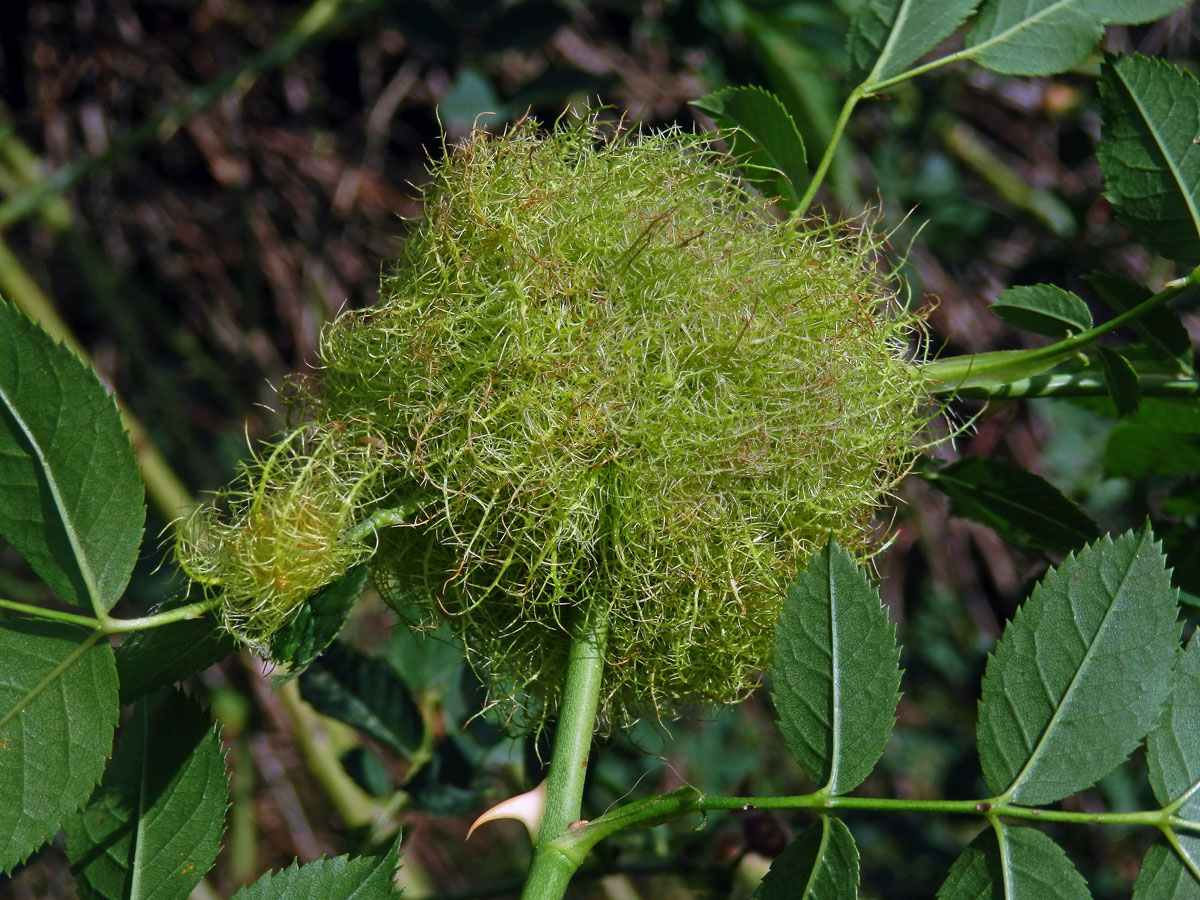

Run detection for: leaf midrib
[[867, 0, 920, 84], [1117, 62, 1200, 244], [1001, 540, 1141, 801], [826, 545, 843, 794], [0, 381, 102, 615]]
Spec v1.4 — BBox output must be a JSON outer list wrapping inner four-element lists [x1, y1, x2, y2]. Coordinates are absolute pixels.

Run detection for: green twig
[[0, 597, 101, 629], [0, 593, 219, 633], [946, 372, 1200, 400], [520, 600, 611, 900], [923, 268, 1200, 390], [794, 88, 864, 218], [553, 789, 1194, 863], [344, 496, 433, 543]]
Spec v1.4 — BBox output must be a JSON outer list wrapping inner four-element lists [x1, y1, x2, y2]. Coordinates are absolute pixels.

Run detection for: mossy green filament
[[179, 116, 930, 726]]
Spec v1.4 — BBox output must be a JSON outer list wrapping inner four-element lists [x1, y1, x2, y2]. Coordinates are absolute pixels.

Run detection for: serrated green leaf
[[991, 284, 1093, 338], [0, 298, 145, 613], [67, 690, 228, 900], [1133, 839, 1200, 899], [920, 457, 1100, 553], [116, 610, 237, 706], [754, 816, 859, 900], [937, 824, 1091, 899], [691, 86, 807, 206], [1096, 346, 1141, 417], [299, 642, 424, 757], [849, 0, 980, 85], [1084, 271, 1194, 376], [964, 0, 1188, 76], [230, 831, 402, 899], [1105, 400, 1200, 478], [977, 527, 1179, 805], [1098, 54, 1200, 266], [1148, 633, 1200, 822], [271, 564, 367, 676], [772, 539, 900, 795], [0, 620, 118, 874]]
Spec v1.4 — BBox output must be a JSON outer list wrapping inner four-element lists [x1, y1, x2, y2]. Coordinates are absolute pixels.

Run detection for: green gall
[[176, 424, 386, 650], [178, 116, 931, 726]]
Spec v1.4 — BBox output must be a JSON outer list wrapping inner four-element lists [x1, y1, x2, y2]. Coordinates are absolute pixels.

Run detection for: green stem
[[794, 88, 864, 218], [0, 597, 100, 629], [344, 496, 433, 543], [520, 600, 611, 900], [554, 789, 1192, 862], [0, 594, 220, 633], [946, 372, 1200, 400], [923, 269, 1200, 390], [97, 596, 223, 633]]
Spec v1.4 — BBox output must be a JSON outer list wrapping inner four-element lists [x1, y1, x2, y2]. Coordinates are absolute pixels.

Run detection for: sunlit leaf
[[849, 0, 980, 85], [692, 86, 807, 206], [977, 527, 1179, 804], [1098, 54, 1200, 266], [754, 816, 859, 900], [937, 824, 1091, 899], [964, 0, 1189, 76], [67, 690, 228, 900], [991, 284, 1093, 338], [773, 539, 900, 795], [0, 298, 144, 613], [920, 457, 1099, 553], [0, 620, 118, 874], [230, 831, 403, 899]]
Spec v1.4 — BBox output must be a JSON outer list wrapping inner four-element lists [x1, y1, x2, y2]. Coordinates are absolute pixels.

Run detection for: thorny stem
[[520, 600, 611, 900], [550, 789, 1200, 865], [923, 267, 1200, 390]]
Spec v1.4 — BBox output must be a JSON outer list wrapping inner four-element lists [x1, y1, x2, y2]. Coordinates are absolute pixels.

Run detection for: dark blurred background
[[1, 1, 1198, 897]]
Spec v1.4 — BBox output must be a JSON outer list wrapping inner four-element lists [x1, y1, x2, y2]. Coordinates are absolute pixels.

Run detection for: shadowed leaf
[[299, 642, 424, 757], [271, 564, 368, 676], [1098, 54, 1200, 266], [920, 457, 1099, 553]]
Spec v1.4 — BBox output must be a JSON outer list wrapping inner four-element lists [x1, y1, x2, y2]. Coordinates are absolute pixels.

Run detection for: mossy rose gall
[[178, 116, 930, 726]]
